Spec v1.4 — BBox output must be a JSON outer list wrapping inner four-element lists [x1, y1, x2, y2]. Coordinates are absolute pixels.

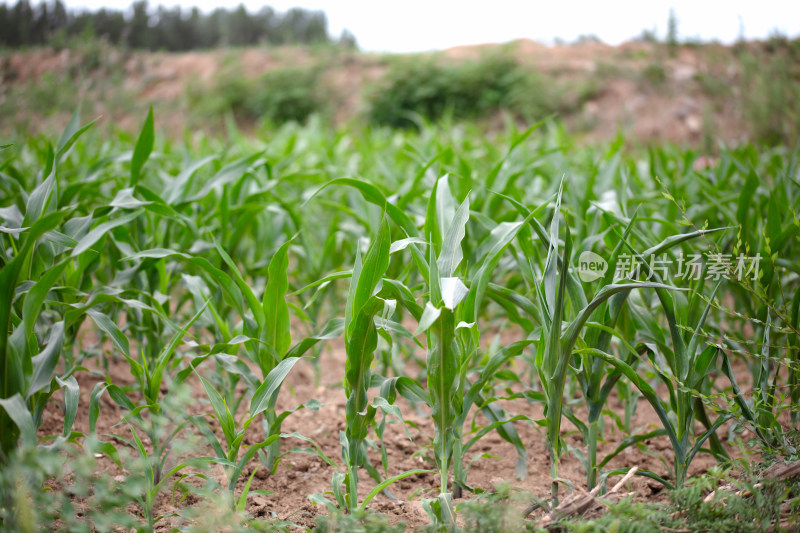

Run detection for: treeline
[[0, 0, 356, 50]]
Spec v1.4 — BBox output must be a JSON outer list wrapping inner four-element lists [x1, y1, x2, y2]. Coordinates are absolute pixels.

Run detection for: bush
[[187, 65, 325, 125], [367, 55, 534, 127], [246, 66, 325, 124], [367, 53, 601, 128]]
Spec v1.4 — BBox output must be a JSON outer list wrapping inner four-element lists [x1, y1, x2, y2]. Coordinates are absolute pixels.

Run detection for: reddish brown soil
[[1, 39, 754, 145], [37, 323, 755, 531]]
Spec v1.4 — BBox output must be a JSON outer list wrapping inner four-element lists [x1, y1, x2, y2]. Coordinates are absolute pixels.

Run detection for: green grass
[[0, 110, 798, 531]]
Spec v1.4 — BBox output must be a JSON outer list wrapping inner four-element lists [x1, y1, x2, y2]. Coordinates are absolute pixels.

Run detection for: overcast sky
[[66, 0, 800, 53]]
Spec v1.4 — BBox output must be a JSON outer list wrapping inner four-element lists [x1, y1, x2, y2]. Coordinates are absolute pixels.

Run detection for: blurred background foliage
[[0, 2, 798, 147], [0, 0, 354, 50]]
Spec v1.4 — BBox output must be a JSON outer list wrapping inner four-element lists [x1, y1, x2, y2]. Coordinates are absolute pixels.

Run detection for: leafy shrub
[[367, 55, 545, 127], [367, 53, 602, 128], [187, 65, 325, 124], [246, 66, 325, 124], [185, 66, 253, 119]]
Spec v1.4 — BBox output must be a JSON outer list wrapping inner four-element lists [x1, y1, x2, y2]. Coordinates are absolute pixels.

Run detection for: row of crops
[[0, 110, 798, 531]]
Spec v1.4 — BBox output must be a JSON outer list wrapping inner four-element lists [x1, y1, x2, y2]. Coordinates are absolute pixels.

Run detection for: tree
[[127, 0, 150, 49], [0, 0, 348, 50], [339, 29, 357, 50], [667, 8, 678, 57]]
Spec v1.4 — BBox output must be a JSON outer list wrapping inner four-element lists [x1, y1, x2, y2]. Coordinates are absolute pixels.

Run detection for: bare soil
[[1, 39, 753, 145], [37, 325, 754, 531]]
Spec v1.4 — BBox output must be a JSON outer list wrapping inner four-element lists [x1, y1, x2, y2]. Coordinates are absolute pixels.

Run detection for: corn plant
[[189, 354, 310, 510], [571, 209, 729, 489], [578, 250, 729, 488], [326, 216, 429, 512], [503, 182, 678, 502], [363, 176, 535, 529], [339, 216, 390, 509], [2, 103, 799, 532], [0, 112, 117, 459]]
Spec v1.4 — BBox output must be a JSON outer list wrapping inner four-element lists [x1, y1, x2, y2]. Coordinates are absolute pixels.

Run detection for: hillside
[[1, 37, 798, 146]]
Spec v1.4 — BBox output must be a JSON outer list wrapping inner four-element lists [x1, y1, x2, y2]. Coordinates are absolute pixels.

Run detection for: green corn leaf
[[435, 175, 457, 244], [229, 435, 280, 492], [686, 413, 732, 467], [56, 106, 98, 162], [187, 415, 226, 459], [543, 223, 571, 382], [188, 152, 264, 202], [436, 193, 470, 277], [307, 178, 417, 236], [72, 210, 143, 257], [109, 188, 151, 210], [463, 218, 527, 323], [163, 154, 218, 204], [478, 402, 529, 480], [597, 429, 668, 469], [0, 394, 36, 447], [440, 277, 468, 311], [360, 469, 433, 509], [564, 281, 683, 355], [344, 296, 384, 430], [390, 237, 428, 254], [55, 375, 79, 437], [414, 302, 442, 335], [23, 170, 57, 227], [346, 218, 390, 343], [122, 248, 244, 312], [88, 382, 107, 435], [332, 469, 347, 510], [381, 279, 424, 321], [462, 413, 530, 457], [250, 357, 305, 418], [736, 170, 759, 249], [147, 300, 209, 404], [196, 372, 236, 448], [378, 375, 429, 405], [284, 318, 344, 359], [236, 467, 261, 513], [428, 305, 457, 477], [130, 106, 154, 186], [291, 270, 352, 297], [542, 180, 565, 317], [106, 384, 136, 412], [279, 432, 338, 468], [263, 238, 293, 358], [578, 348, 682, 465], [425, 176, 442, 253], [463, 340, 535, 414], [86, 309, 129, 358], [213, 241, 266, 331], [344, 248, 363, 345], [27, 321, 65, 399]]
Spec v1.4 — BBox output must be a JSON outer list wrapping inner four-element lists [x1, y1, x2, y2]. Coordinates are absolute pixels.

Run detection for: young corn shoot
[[341, 217, 390, 510], [515, 181, 678, 503]]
